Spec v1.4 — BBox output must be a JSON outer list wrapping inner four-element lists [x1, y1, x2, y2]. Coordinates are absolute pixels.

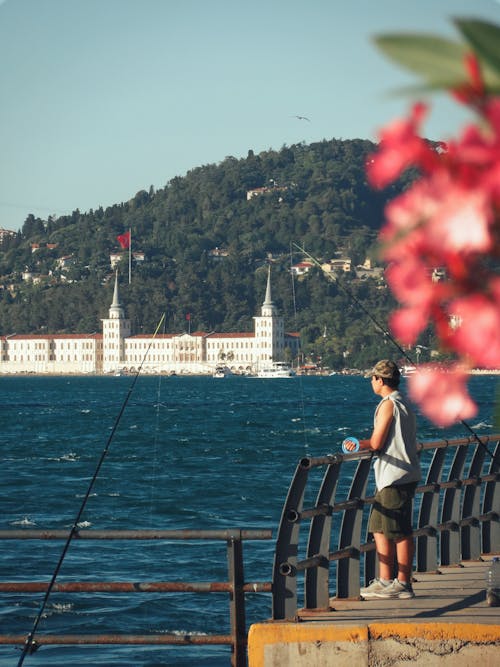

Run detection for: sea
[[0, 373, 497, 666]]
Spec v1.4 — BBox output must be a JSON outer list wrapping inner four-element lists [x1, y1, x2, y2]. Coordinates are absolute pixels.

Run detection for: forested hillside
[[0, 138, 425, 369]]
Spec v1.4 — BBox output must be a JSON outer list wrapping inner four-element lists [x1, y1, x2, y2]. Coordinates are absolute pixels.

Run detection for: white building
[[0, 333, 103, 374], [0, 267, 300, 375]]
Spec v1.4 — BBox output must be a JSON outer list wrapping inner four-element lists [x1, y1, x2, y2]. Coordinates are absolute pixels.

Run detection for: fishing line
[[293, 243, 496, 461], [288, 245, 310, 453], [142, 314, 167, 633], [17, 312, 166, 666], [149, 313, 168, 522]]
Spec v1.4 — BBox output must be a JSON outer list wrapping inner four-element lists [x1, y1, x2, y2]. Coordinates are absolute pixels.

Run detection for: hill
[[0, 138, 420, 370]]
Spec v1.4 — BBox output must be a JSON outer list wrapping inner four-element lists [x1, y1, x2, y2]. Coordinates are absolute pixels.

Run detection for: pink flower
[[389, 307, 429, 346], [367, 42, 500, 427], [424, 178, 492, 256], [449, 293, 500, 368], [451, 53, 485, 106], [408, 364, 477, 427], [385, 256, 434, 305], [367, 102, 430, 188], [381, 186, 431, 248], [382, 173, 492, 259]]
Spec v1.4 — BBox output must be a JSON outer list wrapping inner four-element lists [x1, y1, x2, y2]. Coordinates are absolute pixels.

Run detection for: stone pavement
[[303, 558, 500, 625]]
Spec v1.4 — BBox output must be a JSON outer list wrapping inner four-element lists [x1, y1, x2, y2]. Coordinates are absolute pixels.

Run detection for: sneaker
[[360, 578, 391, 599], [374, 578, 415, 599]]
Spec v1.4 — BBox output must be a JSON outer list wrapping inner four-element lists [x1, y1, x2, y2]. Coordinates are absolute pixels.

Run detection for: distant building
[[432, 268, 446, 282], [322, 258, 352, 273], [0, 228, 16, 245], [56, 255, 76, 270], [208, 247, 229, 261], [0, 267, 300, 375], [110, 252, 126, 269], [291, 261, 314, 275], [110, 251, 145, 269], [246, 185, 288, 200]]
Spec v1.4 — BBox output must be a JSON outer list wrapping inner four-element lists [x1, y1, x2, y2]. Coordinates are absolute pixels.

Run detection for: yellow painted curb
[[369, 622, 500, 643], [247, 622, 368, 667], [248, 621, 500, 666]]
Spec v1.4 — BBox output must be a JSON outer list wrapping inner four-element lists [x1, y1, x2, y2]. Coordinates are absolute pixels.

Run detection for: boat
[[256, 361, 296, 378], [213, 365, 233, 378]]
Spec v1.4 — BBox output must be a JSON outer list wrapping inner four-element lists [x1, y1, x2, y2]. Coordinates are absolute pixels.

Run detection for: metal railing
[[0, 528, 272, 667], [272, 435, 500, 620]]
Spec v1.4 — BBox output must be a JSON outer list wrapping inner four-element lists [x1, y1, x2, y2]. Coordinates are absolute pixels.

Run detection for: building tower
[[102, 271, 131, 373], [253, 265, 284, 366]]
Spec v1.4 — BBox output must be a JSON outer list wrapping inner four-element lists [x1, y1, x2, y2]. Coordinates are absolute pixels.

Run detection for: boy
[[343, 359, 421, 599]]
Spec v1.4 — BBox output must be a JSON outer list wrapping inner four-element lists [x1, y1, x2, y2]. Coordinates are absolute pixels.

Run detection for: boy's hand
[[342, 437, 360, 453]]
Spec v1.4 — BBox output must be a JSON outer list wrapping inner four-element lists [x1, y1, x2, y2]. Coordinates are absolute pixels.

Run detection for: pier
[[249, 558, 499, 666]]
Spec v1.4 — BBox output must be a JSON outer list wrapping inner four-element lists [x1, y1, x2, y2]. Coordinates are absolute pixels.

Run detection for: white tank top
[[373, 391, 421, 490]]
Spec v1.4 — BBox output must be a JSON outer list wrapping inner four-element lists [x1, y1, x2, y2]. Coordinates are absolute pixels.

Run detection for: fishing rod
[[293, 243, 496, 461], [17, 312, 166, 666]]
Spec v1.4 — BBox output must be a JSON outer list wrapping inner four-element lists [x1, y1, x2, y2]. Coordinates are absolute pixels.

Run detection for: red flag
[[117, 231, 131, 249], [186, 313, 191, 321]]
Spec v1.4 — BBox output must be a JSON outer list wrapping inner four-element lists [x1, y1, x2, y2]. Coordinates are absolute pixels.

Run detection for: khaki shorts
[[368, 482, 417, 539]]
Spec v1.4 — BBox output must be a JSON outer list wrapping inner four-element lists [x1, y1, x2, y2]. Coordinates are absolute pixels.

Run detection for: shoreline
[[1, 368, 500, 378]]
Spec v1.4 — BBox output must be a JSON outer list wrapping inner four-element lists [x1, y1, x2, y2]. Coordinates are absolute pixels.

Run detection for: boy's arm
[[359, 399, 394, 451]]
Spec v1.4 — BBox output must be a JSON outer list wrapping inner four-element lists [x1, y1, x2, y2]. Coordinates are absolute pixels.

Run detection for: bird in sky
[[293, 115, 311, 122]]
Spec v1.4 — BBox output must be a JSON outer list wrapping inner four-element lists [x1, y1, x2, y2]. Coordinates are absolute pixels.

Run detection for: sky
[[1, 0, 500, 232]]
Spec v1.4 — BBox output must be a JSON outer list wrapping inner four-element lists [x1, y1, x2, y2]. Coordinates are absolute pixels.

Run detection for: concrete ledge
[[248, 622, 368, 667], [247, 622, 500, 667]]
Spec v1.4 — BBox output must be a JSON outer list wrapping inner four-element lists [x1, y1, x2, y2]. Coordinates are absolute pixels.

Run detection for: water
[[0, 374, 497, 666]]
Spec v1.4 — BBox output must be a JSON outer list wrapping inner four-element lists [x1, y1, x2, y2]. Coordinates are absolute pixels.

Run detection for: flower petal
[[408, 364, 477, 427]]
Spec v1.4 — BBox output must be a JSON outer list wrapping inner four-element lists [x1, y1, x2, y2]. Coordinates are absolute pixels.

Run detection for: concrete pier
[[248, 558, 500, 666]]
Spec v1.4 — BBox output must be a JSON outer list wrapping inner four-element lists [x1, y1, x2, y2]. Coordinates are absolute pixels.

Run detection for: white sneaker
[[374, 578, 415, 599], [360, 578, 390, 599]]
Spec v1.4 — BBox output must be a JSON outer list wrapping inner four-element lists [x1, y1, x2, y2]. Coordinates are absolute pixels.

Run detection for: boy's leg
[[373, 531, 395, 581], [395, 535, 414, 584]]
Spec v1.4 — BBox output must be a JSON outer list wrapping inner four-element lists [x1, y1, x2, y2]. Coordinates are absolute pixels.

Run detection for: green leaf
[[374, 33, 468, 86], [454, 19, 500, 74], [375, 28, 500, 95]]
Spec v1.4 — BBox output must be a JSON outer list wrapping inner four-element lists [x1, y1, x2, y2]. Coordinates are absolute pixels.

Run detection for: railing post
[[440, 446, 468, 565], [482, 441, 500, 554], [226, 531, 246, 667], [336, 458, 371, 598], [416, 448, 445, 572], [272, 458, 311, 620], [462, 443, 487, 560], [304, 460, 341, 609]]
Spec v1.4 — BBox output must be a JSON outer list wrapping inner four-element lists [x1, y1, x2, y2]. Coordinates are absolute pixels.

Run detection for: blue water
[[0, 374, 497, 666]]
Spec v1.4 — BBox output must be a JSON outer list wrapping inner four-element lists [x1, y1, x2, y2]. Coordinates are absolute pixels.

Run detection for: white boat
[[256, 361, 296, 378], [401, 364, 417, 376], [213, 365, 233, 378]]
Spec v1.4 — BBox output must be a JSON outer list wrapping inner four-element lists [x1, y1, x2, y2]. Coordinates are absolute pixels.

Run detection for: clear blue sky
[[1, 0, 499, 232]]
